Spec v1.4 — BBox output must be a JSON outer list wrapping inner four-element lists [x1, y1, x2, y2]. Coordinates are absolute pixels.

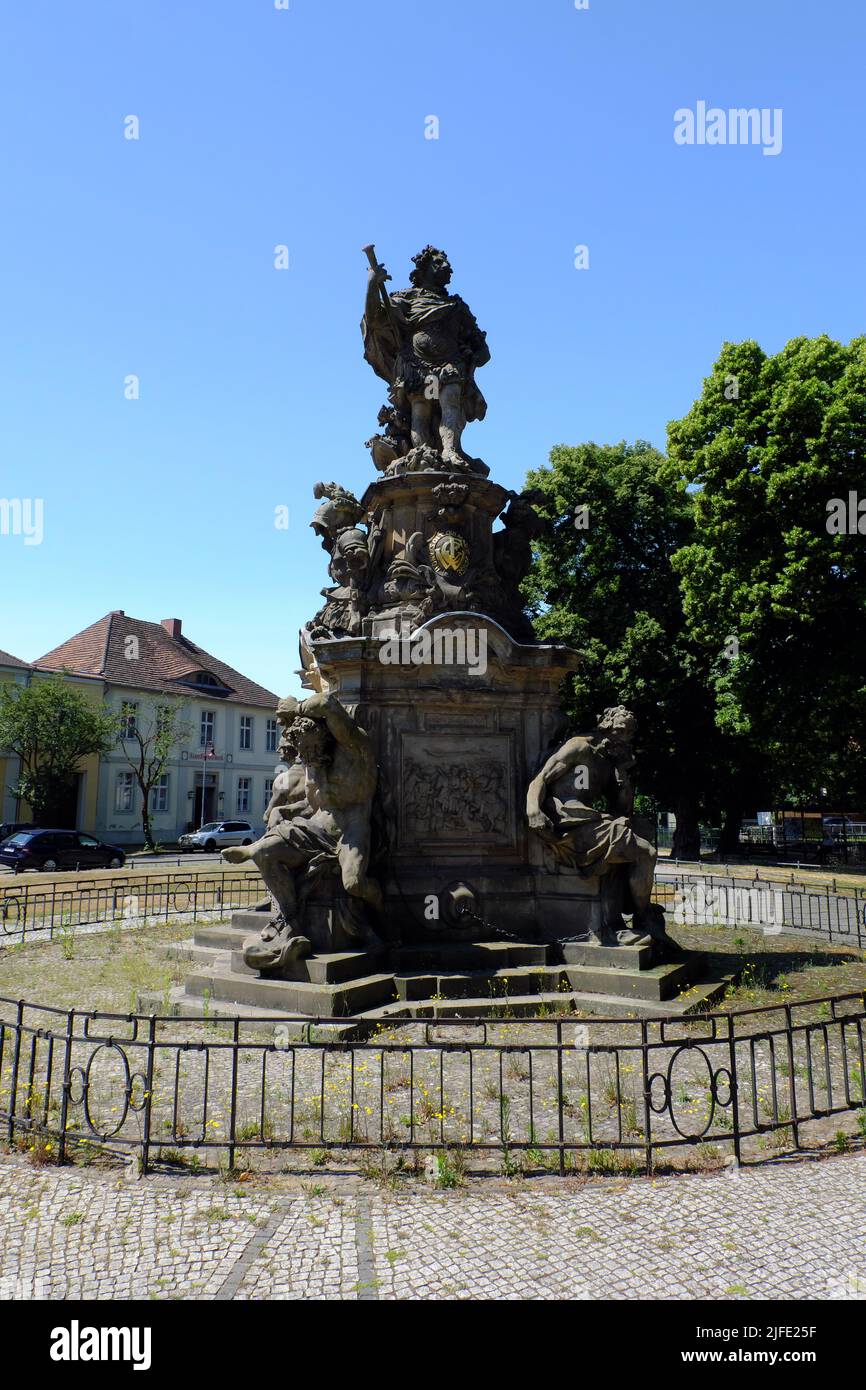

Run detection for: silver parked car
[[178, 820, 257, 852]]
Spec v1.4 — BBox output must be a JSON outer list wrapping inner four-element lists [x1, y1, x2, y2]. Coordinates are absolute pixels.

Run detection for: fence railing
[[0, 870, 265, 944], [1, 866, 863, 951], [1, 991, 863, 1174], [653, 872, 866, 950], [657, 822, 866, 864]]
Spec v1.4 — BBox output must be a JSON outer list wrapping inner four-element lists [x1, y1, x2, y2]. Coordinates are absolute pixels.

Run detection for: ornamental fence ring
[[128, 1071, 150, 1114], [66, 1065, 87, 1108], [82, 1042, 133, 1138], [0, 897, 22, 933], [167, 877, 196, 914], [647, 1070, 670, 1115], [665, 1042, 719, 1140]]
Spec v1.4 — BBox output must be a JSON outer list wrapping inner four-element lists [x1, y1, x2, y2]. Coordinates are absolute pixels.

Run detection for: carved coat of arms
[[428, 531, 470, 576]]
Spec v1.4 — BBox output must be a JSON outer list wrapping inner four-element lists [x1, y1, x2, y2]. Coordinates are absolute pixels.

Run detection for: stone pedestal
[[159, 911, 729, 1024], [303, 467, 586, 943], [310, 610, 588, 940]]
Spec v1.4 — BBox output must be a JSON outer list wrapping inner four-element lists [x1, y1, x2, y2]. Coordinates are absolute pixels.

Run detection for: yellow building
[[2, 613, 280, 846]]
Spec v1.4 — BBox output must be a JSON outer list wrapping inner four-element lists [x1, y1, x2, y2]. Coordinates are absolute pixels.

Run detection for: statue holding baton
[[361, 244, 490, 471]]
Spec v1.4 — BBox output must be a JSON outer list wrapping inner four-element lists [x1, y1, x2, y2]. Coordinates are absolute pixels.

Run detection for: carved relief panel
[[398, 730, 516, 849]]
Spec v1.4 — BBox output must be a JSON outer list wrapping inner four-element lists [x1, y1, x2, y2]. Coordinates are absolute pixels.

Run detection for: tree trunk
[[717, 803, 744, 857], [140, 790, 156, 853], [671, 793, 701, 860]]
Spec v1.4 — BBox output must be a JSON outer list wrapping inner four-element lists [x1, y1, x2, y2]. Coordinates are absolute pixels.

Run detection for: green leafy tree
[[0, 674, 115, 826], [524, 440, 743, 857], [665, 335, 866, 828], [115, 701, 191, 852]]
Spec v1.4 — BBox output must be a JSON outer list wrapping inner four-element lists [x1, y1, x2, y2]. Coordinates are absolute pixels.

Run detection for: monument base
[[143, 909, 733, 1025]]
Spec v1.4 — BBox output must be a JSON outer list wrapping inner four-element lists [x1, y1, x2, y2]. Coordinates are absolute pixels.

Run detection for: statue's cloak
[[362, 289, 488, 421]]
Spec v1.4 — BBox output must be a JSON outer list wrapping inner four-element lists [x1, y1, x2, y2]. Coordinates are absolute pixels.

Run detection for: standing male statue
[[362, 245, 490, 469], [526, 706, 667, 947], [223, 692, 382, 971]]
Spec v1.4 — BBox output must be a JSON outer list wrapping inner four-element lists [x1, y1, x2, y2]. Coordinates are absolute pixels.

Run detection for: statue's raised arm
[[361, 245, 405, 386]]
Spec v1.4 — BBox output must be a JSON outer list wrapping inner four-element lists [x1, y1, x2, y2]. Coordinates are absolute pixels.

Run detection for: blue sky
[[2, 0, 864, 696]]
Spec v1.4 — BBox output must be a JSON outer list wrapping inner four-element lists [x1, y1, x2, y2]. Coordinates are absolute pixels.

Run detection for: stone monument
[[167, 245, 724, 1023]]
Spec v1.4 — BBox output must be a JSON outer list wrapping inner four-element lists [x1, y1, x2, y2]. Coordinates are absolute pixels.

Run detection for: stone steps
[[357, 978, 731, 1021], [563, 958, 697, 1003], [183, 963, 398, 1017], [394, 965, 564, 1001], [141, 973, 732, 1025], [226, 949, 380, 985], [152, 912, 731, 1026], [391, 940, 550, 971], [137, 986, 358, 1037], [560, 939, 654, 971], [193, 924, 252, 950]]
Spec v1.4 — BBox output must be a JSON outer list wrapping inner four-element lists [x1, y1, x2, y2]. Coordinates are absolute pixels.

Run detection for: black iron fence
[[1, 867, 864, 952], [657, 811, 866, 866], [1, 991, 864, 1175], [654, 872, 866, 950], [0, 869, 265, 944]]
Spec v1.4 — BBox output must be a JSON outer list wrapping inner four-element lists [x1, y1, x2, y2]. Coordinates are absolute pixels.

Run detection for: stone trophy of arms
[[222, 692, 383, 972], [525, 706, 669, 948], [361, 243, 490, 471]]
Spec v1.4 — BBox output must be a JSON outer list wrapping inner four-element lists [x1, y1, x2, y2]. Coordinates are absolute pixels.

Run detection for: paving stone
[[0, 1151, 863, 1299]]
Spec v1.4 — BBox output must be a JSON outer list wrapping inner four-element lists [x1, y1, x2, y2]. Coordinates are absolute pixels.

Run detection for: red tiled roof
[[34, 613, 278, 708], [0, 648, 30, 669]]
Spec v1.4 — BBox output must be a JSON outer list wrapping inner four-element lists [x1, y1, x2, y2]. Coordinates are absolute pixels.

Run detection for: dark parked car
[[0, 822, 38, 843], [0, 829, 126, 873]]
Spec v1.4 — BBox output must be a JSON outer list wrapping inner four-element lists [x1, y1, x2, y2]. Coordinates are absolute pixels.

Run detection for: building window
[[239, 716, 252, 751], [151, 775, 170, 813], [115, 771, 135, 812], [263, 777, 274, 810], [200, 711, 215, 748], [237, 777, 251, 814], [266, 719, 278, 753], [119, 702, 138, 739]]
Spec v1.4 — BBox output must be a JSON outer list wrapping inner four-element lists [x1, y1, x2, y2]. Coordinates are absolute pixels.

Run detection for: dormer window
[[176, 669, 234, 697]]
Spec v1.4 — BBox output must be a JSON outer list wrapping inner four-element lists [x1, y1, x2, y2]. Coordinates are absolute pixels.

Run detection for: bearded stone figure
[[223, 692, 382, 972], [526, 706, 669, 947]]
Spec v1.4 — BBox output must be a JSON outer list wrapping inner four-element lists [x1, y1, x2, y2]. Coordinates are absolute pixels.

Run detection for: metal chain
[[456, 906, 527, 944]]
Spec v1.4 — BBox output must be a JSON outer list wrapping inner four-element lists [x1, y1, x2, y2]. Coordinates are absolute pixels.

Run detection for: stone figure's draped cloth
[[362, 288, 488, 421], [544, 799, 643, 873]]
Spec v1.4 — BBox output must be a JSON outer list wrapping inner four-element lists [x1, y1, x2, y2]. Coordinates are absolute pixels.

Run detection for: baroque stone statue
[[526, 706, 668, 947], [172, 239, 714, 1024], [362, 244, 490, 471], [308, 482, 371, 637], [365, 395, 412, 472], [223, 692, 382, 971]]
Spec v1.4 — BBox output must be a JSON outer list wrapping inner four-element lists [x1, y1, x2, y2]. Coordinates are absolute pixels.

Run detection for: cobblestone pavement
[[0, 1151, 864, 1301]]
